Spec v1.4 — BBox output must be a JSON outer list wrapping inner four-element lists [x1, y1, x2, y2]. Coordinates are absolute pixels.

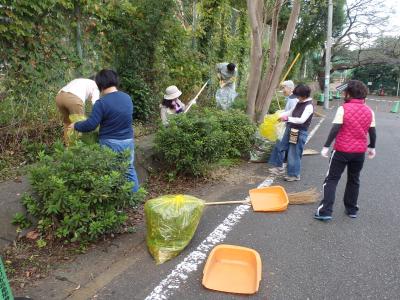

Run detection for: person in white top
[[56, 78, 100, 145], [281, 80, 298, 111], [160, 85, 186, 126], [278, 84, 314, 181], [268, 80, 298, 176]]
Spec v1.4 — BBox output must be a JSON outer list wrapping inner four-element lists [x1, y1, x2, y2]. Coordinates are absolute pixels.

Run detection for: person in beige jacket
[[56, 78, 99, 145]]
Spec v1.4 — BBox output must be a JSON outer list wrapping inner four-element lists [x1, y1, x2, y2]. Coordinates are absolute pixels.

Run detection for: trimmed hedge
[[155, 108, 256, 176]]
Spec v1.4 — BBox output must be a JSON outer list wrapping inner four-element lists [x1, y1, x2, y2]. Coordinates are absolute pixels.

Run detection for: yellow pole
[[281, 53, 301, 83]]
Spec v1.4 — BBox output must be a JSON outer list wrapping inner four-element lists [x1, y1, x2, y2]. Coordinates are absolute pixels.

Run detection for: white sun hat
[[164, 85, 182, 100]]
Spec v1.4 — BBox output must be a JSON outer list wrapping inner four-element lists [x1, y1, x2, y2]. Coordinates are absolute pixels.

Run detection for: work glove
[[321, 147, 330, 158], [367, 147, 376, 159], [184, 98, 197, 113]]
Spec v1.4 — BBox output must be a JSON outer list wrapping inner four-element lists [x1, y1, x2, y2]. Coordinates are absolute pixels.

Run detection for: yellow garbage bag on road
[[145, 194, 205, 264], [259, 110, 285, 142]]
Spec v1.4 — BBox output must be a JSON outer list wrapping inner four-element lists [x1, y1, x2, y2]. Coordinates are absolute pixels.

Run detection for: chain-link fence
[[173, 0, 249, 104], [0, 258, 13, 300]]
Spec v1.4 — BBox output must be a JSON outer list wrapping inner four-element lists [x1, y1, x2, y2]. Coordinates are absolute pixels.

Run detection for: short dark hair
[[344, 80, 368, 99], [95, 69, 119, 91], [227, 63, 236, 72], [293, 84, 311, 98]]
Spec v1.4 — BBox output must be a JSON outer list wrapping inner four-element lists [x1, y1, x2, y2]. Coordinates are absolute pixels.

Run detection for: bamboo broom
[[287, 187, 320, 205], [205, 188, 320, 206]]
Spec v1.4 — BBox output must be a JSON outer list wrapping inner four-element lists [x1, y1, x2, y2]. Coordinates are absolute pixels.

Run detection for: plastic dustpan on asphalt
[[205, 185, 289, 212], [248, 185, 288, 212], [202, 244, 262, 294]]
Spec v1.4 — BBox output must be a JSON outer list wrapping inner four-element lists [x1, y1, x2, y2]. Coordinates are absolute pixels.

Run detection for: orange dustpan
[[249, 185, 288, 211], [202, 244, 262, 294], [205, 185, 289, 212]]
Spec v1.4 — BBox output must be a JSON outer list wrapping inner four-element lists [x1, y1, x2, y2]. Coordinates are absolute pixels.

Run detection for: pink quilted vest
[[334, 99, 372, 153]]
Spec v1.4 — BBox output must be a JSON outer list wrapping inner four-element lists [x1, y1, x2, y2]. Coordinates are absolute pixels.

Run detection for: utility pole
[[324, 0, 333, 110]]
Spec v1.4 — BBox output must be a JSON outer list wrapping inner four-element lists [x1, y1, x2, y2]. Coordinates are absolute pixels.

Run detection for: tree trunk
[[255, 0, 282, 115], [257, 0, 301, 123], [246, 0, 264, 121], [237, 13, 247, 89]]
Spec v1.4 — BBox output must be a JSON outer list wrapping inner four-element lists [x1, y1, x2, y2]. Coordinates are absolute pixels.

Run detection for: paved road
[[92, 106, 400, 300], [0, 177, 29, 249]]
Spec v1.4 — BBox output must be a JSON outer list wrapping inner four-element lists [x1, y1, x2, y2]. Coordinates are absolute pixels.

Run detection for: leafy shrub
[[21, 139, 59, 164], [12, 212, 31, 230], [155, 108, 256, 176], [21, 142, 145, 242], [231, 97, 247, 112], [155, 109, 227, 176], [211, 109, 256, 157], [120, 70, 159, 122]]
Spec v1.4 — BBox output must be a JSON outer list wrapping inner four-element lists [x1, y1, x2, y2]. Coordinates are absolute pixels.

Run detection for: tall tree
[[331, 36, 400, 72], [286, 0, 345, 80], [317, 0, 390, 89], [246, 0, 301, 123]]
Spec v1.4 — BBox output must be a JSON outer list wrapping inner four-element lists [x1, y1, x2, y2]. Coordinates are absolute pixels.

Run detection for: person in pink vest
[[314, 80, 377, 221]]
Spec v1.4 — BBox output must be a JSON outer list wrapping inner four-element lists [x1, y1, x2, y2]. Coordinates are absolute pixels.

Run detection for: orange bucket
[[202, 244, 262, 294]]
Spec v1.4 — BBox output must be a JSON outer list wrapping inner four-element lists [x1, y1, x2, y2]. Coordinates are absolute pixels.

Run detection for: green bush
[[21, 139, 59, 164], [231, 96, 247, 112], [155, 108, 256, 176], [210, 109, 256, 157], [120, 70, 159, 122], [12, 212, 31, 230], [21, 142, 145, 242]]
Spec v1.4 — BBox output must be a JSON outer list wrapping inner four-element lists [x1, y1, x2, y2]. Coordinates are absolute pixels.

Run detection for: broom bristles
[[288, 187, 320, 205]]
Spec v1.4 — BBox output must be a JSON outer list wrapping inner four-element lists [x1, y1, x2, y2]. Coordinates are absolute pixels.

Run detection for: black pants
[[317, 151, 365, 216]]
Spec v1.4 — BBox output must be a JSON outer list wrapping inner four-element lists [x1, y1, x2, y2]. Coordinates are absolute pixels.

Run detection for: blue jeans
[[268, 138, 285, 167], [99, 138, 140, 192], [279, 127, 308, 177]]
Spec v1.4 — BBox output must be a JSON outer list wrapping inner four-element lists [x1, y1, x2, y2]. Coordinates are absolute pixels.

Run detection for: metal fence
[[0, 257, 13, 300]]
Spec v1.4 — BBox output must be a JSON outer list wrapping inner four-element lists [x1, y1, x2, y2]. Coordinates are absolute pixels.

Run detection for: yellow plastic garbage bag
[[259, 110, 285, 142], [66, 114, 99, 145], [145, 194, 205, 264]]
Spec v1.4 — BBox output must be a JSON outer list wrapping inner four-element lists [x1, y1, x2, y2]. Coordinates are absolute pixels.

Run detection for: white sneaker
[[284, 175, 301, 182], [269, 167, 285, 175]]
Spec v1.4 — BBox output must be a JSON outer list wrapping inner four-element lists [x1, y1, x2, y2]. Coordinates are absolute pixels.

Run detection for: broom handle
[[205, 199, 250, 206], [194, 80, 209, 100], [184, 80, 209, 113]]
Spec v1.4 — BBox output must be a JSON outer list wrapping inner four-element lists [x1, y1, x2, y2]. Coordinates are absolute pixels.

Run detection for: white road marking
[[144, 179, 272, 300], [367, 98, 398, 103], [306, 117, 325, 144]]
